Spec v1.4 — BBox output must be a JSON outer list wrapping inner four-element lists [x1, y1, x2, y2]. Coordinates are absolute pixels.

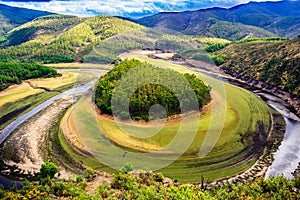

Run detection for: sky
[[0, 0, 283, 18]]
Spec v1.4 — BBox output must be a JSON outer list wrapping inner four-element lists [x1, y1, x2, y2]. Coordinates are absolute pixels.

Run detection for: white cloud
[[0, 0, 283, 18]]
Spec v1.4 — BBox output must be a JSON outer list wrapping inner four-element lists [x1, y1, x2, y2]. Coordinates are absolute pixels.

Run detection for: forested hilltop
[[0, 62, 58, 91], [95, 59, 211, 120], [0, 14, 144, 64]]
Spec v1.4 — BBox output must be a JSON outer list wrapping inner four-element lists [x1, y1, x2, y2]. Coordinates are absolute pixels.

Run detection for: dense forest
[[95, 59, 211, 120], [1, 162, 300, 199], [0, 62, 58, 91]]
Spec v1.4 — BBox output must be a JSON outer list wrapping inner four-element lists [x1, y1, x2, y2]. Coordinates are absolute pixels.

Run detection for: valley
[[0, 52, 283, 184], [0, 1, 299, 198]]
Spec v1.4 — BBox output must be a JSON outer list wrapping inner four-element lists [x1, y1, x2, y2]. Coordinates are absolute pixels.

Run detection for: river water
[[0, 80, 97, 144], [262, 94, 300, 179]]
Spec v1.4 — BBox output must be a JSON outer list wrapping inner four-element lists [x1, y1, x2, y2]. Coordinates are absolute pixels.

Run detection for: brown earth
[[0, 95, 79, 180]]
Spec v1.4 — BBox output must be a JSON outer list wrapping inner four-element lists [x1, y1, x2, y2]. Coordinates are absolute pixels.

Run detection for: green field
[[59, 56, 271, 183]]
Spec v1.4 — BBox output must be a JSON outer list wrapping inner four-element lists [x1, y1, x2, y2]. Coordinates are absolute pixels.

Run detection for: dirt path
[[85, 172, 113, 195], [0, 95, 78, 179]]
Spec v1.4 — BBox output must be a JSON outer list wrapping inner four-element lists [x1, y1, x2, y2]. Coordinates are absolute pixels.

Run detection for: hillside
[[218, 38, 300, 99], [0, 15, 145, 63], [136, 1, 300, 40], [0, 14, 205, 64], [0, 4, 52, 39]]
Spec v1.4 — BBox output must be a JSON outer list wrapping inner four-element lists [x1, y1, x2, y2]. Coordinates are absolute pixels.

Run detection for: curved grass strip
[[60, 56, 271, 182]]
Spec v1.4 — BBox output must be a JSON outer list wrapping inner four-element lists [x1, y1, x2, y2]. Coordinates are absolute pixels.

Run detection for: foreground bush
[[1, 172, 300, 199]]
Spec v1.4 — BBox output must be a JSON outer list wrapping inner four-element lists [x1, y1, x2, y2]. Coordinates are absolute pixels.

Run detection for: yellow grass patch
[[0, 83, 43, 108], [28, 72, 78, 90], [45, 62, 113, 70]]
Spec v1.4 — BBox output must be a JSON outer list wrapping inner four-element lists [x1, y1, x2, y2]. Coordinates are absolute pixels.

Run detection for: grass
[[59, 55, 271, 183], [0, 91, 59, 130], [45, 62, 114, 70], [0, 71, 87, 130], [0, 83, 43, 108], [28, 71, 96, 91]]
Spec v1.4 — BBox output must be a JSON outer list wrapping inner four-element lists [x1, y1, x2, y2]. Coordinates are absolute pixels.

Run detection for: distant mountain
[[136, 1, 300, 40], [0, 4, 52, 38]]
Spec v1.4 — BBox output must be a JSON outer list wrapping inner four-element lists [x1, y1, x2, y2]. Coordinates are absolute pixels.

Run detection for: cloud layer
[[0, 0, 282, 18]]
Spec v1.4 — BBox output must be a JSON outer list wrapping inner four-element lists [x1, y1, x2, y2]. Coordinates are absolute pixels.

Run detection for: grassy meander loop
[[60, 56, 271, 183]]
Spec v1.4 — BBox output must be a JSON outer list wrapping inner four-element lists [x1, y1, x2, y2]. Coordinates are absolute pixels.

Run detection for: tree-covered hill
[[0, 4, 52, 39], [136, 1, 300, 40], [95, 59, 211, 120], [217, 38, 300, 98], [0, 15, 144, 63], [0, 13, 209, 64]]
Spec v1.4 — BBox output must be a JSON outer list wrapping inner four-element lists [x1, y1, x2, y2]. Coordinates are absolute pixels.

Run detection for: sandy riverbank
[[0, 94, 79, 180]]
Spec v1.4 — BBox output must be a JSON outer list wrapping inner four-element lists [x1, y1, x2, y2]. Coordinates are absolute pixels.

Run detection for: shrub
[[120, 163, 134, 173], [84, 168, 96, 181], [76, 176, 83, 183], [40, 162, 58, 179]]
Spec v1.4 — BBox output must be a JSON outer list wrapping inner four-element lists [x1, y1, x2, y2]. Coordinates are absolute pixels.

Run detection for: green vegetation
[[40, 162, 58, 179], [95, 59, 211, 120], [236, 37, 290, 44], [0, 62, 58, 91], [205, 42, 230, 52], [192, 37, 231, 46], [197, 19, 275, 41], [177, 48, 228, 66], [137, 1, 300, 39], [0, 15, 142, 63], [218, 38, 300, 98], [137, 15, 275, 40], [1, 165, 300, 199]]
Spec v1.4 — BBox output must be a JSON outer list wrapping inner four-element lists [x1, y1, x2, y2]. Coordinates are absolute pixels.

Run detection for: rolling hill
[[0, 13, 205, 64], [0, 14, 147, 63], [136, 1, 300, 40], [0, 4, 52, 39]]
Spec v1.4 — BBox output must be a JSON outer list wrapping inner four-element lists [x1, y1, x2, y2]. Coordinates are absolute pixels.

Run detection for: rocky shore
[[222, 69, 300, 116]]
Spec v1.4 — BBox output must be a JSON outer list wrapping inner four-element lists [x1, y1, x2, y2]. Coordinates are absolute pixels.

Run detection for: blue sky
[[0, 0, 282, 18]]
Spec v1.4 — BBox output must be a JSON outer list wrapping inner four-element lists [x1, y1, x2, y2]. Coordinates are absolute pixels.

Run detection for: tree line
[[0, 62, 58, 91]]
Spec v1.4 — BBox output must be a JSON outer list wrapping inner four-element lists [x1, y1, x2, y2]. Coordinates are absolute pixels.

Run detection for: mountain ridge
[[0, 3, 52, 37], [136, 1, 300, 39]]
